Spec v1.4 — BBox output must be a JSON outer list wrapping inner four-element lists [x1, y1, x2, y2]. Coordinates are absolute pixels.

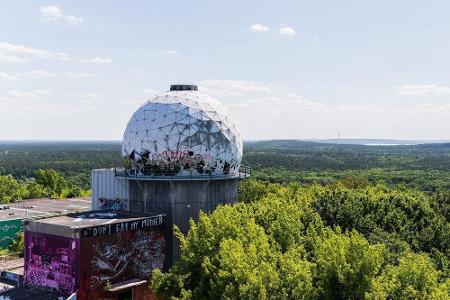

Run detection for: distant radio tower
[[338, 131, 341, 140]]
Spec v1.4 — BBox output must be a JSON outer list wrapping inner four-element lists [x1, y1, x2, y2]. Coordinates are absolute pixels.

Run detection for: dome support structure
[[93, 85, 250, 264]]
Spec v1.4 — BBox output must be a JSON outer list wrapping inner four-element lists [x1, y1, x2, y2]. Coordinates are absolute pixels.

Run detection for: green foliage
[[0, 175, 22, 203], [152, 205, 316, 299], [311, 185, 449, 264], [153, 180, 449, 299], [1, 141, 449, 298], [367, 252, 448, 299], [0, 142, 121, 189], [333, 176, 371, 189], [238, 179, 278, 203], [8, 232, 24, 254], [174, 206, 283, 299], [312, 229, 385, 299], [24, 180, 46, 199], [252, 168, 450, 193], [2, 141, 450, 192], [242, 139, 450, 192], [243, 140, 450, 174], [0, 168, 88, 203], [36, 169, 68, 197], [276, 246, 314, 299], [432, 189, 450, 221]]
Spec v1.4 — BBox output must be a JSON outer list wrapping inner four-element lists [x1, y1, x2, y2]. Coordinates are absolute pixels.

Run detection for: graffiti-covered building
[[13, 84, 249, 299], [24, 210, 167, 300], [92, 84, 250, 262]]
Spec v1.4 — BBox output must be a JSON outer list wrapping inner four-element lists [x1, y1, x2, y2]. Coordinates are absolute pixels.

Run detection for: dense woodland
[[0, 140, 449, 298], [1, 140, 449, 192], [153, 180, 449, 299], [244, 140, 450, 192], [0, 141, 121, 190]]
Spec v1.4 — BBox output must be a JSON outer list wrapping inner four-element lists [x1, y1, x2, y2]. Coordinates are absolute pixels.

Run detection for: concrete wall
[[128, 179, 239, 262], [91, 169, 129, 210]]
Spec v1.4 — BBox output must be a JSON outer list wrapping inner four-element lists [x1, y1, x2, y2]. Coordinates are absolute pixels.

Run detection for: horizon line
[[1, 138, 449, 143]]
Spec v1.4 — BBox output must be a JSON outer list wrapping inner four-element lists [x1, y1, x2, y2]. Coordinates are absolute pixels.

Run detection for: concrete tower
[[92, 85, 249, 263]]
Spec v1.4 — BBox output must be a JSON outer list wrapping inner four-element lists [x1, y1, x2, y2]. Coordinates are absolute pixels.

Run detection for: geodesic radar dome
[[122, 85, 243, 176]]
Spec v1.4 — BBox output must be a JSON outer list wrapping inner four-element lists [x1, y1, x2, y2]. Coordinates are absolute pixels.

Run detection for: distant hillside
[[305, 139, 450, 145], [244, 139, 450, 152], [245, 138, 450, 147], [243, 139, 450, 171], [0, 140, 449, 191]]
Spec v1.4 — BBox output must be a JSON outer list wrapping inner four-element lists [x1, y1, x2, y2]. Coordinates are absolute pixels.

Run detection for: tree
[[35, 169, 67, 197], [8, 232, 24, 254], [0, 175, 21, 203], [238, 179, 278, 204], [312, 229, 385, 300], [312, 185, 449, 258], [152, 181, 449, 300], [276, 246, 314, 299], [335, 176, 371, 189], [368, 252, 449, 299], [152, 205, 315, 299], [24, 180, 46, 199]]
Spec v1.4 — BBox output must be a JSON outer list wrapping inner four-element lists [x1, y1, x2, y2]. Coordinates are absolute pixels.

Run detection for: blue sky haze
[[0, 1, 449, 140]]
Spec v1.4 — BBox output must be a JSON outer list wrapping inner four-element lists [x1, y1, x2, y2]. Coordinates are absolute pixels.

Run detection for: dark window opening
[[118, 289, 132, 300]]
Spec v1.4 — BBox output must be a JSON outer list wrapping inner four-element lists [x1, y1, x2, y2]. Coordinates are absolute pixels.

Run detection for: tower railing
[[113, 165, 251, 181]]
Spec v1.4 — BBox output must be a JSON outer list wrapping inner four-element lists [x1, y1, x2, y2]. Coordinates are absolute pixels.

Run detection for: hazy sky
[[1, 1, 449, 140]]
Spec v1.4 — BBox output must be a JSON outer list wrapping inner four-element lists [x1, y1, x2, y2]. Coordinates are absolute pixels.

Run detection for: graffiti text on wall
[[81, 215, 165, 238], [128, 149, 237, 175], [24, 233, 78, 296], [0, 219, 22, 248], [89, 230, 165, 289], [0, 224, 19, 232], [98, 198, 128, 211]]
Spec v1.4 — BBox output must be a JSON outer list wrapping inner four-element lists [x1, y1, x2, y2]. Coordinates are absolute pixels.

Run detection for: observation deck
[[114, 165, 251, 181]]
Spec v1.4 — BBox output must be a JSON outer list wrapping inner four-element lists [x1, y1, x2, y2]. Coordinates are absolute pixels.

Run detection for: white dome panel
[[122, 87, 243, 176]]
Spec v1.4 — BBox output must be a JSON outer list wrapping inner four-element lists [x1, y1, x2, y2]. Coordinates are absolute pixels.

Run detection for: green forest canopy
[[1, 140, 449, 191], [152, 180, 450, 299], [0, 141, 449, 298]]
